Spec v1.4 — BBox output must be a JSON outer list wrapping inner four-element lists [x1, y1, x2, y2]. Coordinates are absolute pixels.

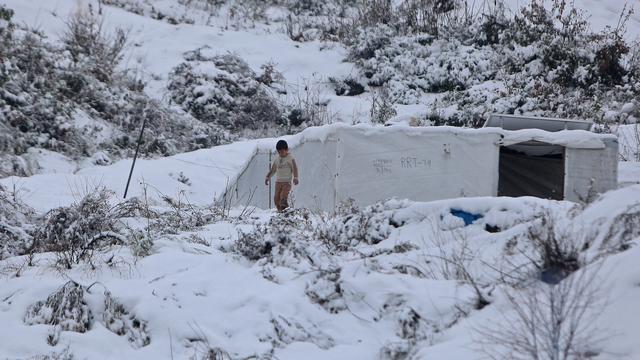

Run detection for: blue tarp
[[450, 209, 483, 225]]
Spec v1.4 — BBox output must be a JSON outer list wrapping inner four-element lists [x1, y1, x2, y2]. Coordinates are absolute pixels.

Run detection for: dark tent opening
[[498, 142, 565, 200]]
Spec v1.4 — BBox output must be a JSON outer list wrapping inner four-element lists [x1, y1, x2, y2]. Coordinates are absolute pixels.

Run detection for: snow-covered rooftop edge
[[254, 122, 616, 152]]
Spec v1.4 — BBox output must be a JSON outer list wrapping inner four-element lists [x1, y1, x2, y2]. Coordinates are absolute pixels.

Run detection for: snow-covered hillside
[[1, 0, 640, 359], [2, 0, 639, 177], [1, 160, 640, 359]]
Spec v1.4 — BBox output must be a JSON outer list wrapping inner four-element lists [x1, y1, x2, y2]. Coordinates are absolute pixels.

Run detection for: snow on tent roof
[[484, 113, 593, 131], [499, 128, 616, 149], [255, 122, 615, 151]]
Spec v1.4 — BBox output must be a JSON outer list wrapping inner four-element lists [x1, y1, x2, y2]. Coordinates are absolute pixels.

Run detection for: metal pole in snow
[[123, 115, 147, 199], [268, 150, 272, 209]]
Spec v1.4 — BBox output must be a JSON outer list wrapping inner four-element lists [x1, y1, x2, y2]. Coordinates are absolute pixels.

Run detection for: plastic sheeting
[[222, 139, 337, 212], [286, 139, 337, 211], [564, 138, 618, 202], [220, 126, 618, 212], [334, 128, 501, 206], [221, 150, 269, 209]]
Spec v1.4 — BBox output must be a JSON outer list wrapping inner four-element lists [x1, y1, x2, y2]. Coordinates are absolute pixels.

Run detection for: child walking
[[265, 140, 299, 212]]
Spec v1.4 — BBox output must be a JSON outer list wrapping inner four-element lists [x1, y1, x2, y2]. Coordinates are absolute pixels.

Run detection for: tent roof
[[499, 128, 615, 149], [484, 113, 593, 131], [253, 123, 616, 151]]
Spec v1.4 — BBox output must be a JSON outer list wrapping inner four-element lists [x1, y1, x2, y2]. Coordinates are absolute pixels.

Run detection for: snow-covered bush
[[353, 0, 394, 30], [0, 6, 229, 176], [168, 48, 285, 136], [527, 212, 581, 284], [281, 0, 358, 42], [343, 0, 469, 44], [315, 200, 391, 251], [460, 0, 639, 124], [345, 0, 639, 125], [33, 188, 125, 269], [22, 347, 75, 360], [233, 202, 392, 264], [378, 341, 413, 360], [375, 295, 438, 359], [395, 0, 461, 36], [0, 28, 83, 159], [351, 32, 496, 104], [346, 25, 395, 62], [24, 281, 92, 333], [126, 229, 154, 257], [329, 76, 366, 96], [266, 315, 335, 349], [232, 210, 316, 270], [0, 4, 13, 23], [0, 184, 35, 259], [305, 268, 347, 313], [101, 0, 198, 25], [236, 210, 321, 268], [62, 8, 127, 84], [234, 228, 272, 261], [369, 86, 397, 124], [152, 193, 223, 234], [100, 0, 145, 16], [103, 291, 151, 348], [285, 0, 353, 17], [195, 347, 233, 360], [168, 48, 328, 136], [479, 267, 605, 360], [24, 281, 151, 349], [596, 203, 640, 253]]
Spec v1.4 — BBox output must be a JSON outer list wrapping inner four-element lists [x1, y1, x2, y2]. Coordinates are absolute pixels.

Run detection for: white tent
[[220, 123, 617, 212]]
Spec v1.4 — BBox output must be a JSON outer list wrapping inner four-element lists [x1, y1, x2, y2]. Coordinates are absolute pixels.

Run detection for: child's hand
[[293, 178, 299, 185], [264, 177, 269, 185]]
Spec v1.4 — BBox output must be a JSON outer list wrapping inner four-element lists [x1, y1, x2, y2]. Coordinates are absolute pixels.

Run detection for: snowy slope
[[0, 140, 257, 213], [502, 0, 640, 39], [4, 0, 361, 120], [4, 0, 639, 175], [1, 177, 639, 359]]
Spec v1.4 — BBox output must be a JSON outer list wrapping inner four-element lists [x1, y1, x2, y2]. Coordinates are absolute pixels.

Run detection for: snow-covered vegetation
[[2, 178, 640, 359], [0, 5, 228, 177], [2, 0, 640, 176], [344, 0, 640, 127]]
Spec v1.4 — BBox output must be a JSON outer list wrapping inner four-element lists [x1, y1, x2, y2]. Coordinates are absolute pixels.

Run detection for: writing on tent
[[372, 156, 434, 176], [400, 157, 432, 169], [372, 159, 392, 175]]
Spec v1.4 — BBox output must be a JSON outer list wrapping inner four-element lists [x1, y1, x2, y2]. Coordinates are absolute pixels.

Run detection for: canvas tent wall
[[488, 114, 617, 202], [333, 127, 501, 206], [221, 136, 338, 212], [497, 139, 618, 202], [220, 125, 502, 212], [563, 138, 618, 202], [219, 124, 617, 211]]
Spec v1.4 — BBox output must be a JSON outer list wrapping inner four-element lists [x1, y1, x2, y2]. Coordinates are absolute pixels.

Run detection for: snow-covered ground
[[1, 123, 639, 359], [0, 140, 258, 213], [1, 0, 640, 359], [1, 166, 640, 359]]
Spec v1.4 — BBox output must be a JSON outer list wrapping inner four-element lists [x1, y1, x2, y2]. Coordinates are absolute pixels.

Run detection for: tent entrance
[[498, 142, 565, 200]]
